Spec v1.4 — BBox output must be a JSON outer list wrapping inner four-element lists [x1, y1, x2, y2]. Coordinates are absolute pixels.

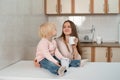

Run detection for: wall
[[48, 15, 120, 42], [0, 0, 47, 69]]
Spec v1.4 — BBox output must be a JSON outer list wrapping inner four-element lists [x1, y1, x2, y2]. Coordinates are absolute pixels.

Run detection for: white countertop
[[0, 61, 120, 80]]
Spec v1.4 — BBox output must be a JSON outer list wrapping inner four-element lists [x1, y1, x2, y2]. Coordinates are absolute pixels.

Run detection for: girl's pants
[[39, 56, 80, 75]]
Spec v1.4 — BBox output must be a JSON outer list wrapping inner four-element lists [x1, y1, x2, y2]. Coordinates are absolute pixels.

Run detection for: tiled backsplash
[[48, 15, 120, 42]]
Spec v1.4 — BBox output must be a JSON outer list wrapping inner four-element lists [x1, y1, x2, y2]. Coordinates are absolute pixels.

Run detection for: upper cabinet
[[75, 0, 92, 14], [93, 0, 120, 14], [44, 0, 58, 14], [44, 0, 73, 14], [93, 0, 106, 14], [107, 0, 120, 14], [44, 0, 120, 15], [60, 0, 72, 14]]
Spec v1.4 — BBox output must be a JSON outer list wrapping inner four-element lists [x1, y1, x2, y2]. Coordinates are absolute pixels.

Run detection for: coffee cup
[[69, 36, 75, 45], [60, 58, 70, 69], [96, 36, 102, 44]]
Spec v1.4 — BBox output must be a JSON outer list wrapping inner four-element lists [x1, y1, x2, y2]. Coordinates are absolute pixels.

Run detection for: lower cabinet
[[82, 47, 120, 62], [81, 47, 91, 62], [95, 47, 108, 62], [111, 48, 120, 62]]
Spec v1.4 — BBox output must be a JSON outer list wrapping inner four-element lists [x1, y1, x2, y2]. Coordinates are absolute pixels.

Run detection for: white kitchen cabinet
[[107, 0, 119, 13], [93, 0, 106, 14], [82, 47, 91, 61], [45, 0, 72, 14], [75, 0, 91, 14], [95, 47, 108, 62], [111, 48, 120, 62], [45, 0, 120, 15], [45, 0, 58, 14], [60, 0, 72, 14]]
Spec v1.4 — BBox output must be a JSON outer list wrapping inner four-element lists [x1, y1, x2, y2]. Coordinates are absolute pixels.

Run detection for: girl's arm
[[55, 48, 65, 59], [40, 40, 59, 65], [54, 40, 65, 59]]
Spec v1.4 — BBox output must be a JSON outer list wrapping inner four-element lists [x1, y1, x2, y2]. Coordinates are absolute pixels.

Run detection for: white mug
[[96, 36, 102, 44], [60, 58, 70, 69], [69, 36, 75, 45]]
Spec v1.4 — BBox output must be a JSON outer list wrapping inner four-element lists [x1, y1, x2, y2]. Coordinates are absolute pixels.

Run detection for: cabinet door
[[93, 0, 106, 14], [60, 0, 72, 14], [95, 47, 107, 62], [82, 47, 91, 61], [107, 0, 119, 13], [111, 48, 120, 62], [45, 0, 58, 14], [75, 0, 91, 14]]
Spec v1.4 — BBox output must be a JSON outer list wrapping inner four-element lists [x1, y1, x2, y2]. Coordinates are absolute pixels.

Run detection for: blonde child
[[34, 22, 67, 76]]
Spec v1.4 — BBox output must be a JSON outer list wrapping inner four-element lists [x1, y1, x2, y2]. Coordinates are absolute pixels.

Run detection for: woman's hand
[[72, 37, 78, 48]]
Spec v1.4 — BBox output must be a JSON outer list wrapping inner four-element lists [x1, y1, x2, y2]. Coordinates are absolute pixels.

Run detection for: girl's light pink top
[[35, 38, 64, 64]]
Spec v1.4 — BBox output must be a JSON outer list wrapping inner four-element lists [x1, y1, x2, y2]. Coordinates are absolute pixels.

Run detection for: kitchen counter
[[0, 61, 120, 80], [80, 42, 120, 47]]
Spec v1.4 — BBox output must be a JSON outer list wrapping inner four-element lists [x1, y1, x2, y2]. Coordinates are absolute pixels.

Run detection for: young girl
[[56, 20, 88, 67], [34, 22, 67, 76]]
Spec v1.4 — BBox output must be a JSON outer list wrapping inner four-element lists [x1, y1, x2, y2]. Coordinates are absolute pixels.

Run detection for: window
[[68, 16, 85, 27]]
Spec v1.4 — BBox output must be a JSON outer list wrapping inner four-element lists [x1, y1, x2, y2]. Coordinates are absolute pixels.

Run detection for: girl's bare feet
[[58, 66, 66, 76]]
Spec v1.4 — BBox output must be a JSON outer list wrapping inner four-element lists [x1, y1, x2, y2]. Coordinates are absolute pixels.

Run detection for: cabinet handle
[[106, 49, 108, 58], [106, 52, 108, 58], [110, 49, 113, 58], [111, 52, 113, 58], [104, 3, 108, 13]]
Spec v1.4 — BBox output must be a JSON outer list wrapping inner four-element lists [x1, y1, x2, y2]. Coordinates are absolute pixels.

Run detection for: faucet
[[91, 25, 95, 42], [91, 25, 95, 33]]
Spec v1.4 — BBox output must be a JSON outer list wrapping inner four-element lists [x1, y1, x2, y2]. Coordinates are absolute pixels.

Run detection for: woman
[[56, 20, 87, 67]]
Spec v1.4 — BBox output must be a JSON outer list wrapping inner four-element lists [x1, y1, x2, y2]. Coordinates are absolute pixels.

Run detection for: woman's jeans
[[39, 56, 80, 75], [69, 60, 80, 67]]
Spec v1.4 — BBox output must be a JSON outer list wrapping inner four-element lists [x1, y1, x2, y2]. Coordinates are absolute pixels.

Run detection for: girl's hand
[[55, 62, 61, 67], [34, 59, 40, 67]]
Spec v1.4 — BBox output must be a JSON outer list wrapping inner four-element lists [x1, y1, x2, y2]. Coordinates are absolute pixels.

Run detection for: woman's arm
[[72, 38, 81, 60]]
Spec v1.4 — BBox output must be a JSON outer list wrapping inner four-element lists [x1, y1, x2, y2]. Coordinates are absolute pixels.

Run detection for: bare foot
[[80, 59, 88, 67], [58, 66, 66, 76]]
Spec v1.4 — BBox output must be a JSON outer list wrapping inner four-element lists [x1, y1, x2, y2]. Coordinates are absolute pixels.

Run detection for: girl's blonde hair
[[39, 22, 56, 38]]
